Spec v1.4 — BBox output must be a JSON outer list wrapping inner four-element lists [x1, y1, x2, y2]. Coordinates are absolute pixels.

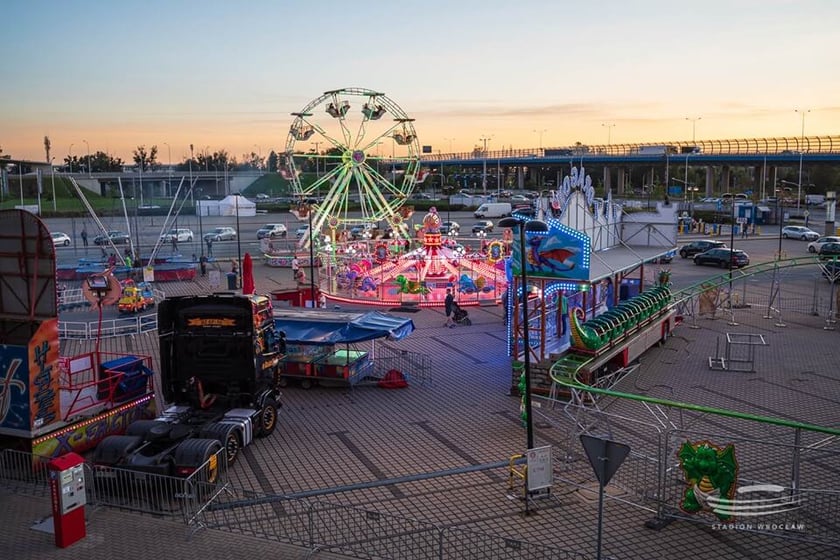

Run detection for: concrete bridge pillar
[[616, 168, 625, 195], [603, 166, 612, 192], [706, 167, 715, 196], [721, 166, 731, 192]]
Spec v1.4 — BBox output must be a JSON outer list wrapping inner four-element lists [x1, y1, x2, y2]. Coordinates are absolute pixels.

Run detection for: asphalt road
[[45, 209, 512, 264]]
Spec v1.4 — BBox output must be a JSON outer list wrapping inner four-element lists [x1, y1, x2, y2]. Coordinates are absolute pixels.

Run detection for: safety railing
[[89, 448, 226, 522], [190, 485, 596, 559], [0, 449, 51, 497], [371, 345, 433, 387], [545, 352, 840, 547], [58, 311, 159, 340]]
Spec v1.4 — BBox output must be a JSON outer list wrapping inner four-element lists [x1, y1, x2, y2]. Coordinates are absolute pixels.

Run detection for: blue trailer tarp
[[273, 309, 415, 345]]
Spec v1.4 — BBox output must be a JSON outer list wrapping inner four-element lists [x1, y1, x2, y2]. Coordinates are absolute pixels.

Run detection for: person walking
[[291, 255, 301, 282], [206, 237, 213, 257], [80, 226, 88, 247], [171, 236, 178, 253], [199, 254, 207, 277], [444, 288, 455, 328]]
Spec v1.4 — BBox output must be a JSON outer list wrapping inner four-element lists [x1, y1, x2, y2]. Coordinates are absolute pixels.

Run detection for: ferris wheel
[[281, 87, 421, 241]]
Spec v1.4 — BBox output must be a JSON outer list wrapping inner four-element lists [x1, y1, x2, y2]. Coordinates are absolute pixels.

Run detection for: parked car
[[203, 227, 237, 242], [295, 224, 312, 239], [350, 223, 377, 239], [650, 249, 677, 264], [411, 192, 431, 200], [94, 230, 131, 245], [817, 242, 840, 260], [472, 220, 494, 234], [256, 223, 288, 239], [694, 248, 750, 268], [679, 240, 726, 259], [439, 221, 460, 235], [159, 228, 194, 243], [51, 232, 71, 247], [510, 194, 530, 203], [782, 226, 819, 241], [807, 236, 840, 253], [255, 193, 270, 200]]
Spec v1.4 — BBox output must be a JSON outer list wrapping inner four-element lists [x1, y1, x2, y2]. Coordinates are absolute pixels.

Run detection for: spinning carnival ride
[[282, 88, 422, 244], [323, 208, 509, 307]]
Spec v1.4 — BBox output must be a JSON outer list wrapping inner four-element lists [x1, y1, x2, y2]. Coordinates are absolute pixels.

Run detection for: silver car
[[781, 226, 819, 241]]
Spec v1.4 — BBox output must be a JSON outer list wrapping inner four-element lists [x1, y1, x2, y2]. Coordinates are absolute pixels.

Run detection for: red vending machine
[[47, 452, 87, 548]]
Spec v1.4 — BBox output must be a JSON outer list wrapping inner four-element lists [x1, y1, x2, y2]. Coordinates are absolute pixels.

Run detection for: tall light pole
[[50, 157, 57, 211], [253, 144, 262, 170], [685, 116, 701, 144], [601, 123, 615, 146], [83, 139, 91, 177], [190, 144, 204, 256], [69, 143, 74, 173], [311, 141, 321, 178], [498, 215, 549, 516], [533, 128, 548, 151], [163, 142, 172, 197], [480, 135, 493, 196], [204, 145, 210, 172], [795, 109, 810, 212], [444, 137, 455, 153]]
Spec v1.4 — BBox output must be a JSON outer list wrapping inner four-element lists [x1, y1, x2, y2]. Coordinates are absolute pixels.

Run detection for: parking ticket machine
[[47, 452, 87, 548]]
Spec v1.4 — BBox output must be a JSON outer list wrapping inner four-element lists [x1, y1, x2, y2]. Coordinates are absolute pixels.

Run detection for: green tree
[[132, 145, 158, 171], [44, 136, 51, 162]]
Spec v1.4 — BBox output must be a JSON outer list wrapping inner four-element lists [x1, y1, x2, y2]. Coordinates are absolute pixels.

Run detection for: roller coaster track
[[549, 254, 840, 437]]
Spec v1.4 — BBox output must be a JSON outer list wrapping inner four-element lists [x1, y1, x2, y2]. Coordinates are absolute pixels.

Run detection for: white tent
[[218, 194, 256, 217]]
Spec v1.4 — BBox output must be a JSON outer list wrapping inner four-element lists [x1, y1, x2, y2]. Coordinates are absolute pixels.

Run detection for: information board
[[526, 445, 553, 491]]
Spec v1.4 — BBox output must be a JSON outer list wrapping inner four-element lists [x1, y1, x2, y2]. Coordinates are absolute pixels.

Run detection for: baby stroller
[[452, 302, 472, 326]]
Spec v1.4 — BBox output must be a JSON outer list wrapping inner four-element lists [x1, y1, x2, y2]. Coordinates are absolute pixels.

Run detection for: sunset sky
[[2, 0, 839, 163]]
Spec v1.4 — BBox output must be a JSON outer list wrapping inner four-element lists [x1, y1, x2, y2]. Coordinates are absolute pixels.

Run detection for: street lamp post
[[253, 144, 262, 170], [69, 143, 74, 173], [795, 109, 810, 212], [83, 139, 91, 177], [444, 137, 455, 154], [163, 142, 172, 196], [685, 117, 701, 144], [480, 135, 492, 197], [497, 215, 549, 515], [533, 129, 548, 152], [49, 157, 57, 211], [601, 123, 615, 147]]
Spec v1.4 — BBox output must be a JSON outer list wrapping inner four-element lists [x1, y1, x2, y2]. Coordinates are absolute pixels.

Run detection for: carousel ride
[[268, 87, 512, 306], [323, 207, 510, 306]]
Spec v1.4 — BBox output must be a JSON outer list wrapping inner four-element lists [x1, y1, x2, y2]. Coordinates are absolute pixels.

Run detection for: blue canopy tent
[[273, 309, 415, 345], [273, 309, 416, 388]]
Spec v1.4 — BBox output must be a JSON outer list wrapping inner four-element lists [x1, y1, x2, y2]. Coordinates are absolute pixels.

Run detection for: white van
[[474, 202, 512, 218]]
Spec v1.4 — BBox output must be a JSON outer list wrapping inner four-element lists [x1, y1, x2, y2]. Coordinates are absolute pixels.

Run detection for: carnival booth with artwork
[[506, 166, 679, 395]]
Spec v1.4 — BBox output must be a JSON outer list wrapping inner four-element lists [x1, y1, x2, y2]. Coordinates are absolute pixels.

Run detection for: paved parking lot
[[3, 259, 840, 559]]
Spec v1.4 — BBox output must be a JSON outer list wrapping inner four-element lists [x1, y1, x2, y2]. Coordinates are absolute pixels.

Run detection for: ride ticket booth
[[48, 452, 87, 548]]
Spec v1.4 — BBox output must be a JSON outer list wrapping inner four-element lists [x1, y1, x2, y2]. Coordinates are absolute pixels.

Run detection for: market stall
[[274, 308, 417, 388]]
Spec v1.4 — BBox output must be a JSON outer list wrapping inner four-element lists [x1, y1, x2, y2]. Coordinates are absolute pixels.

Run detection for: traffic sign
[[580, 435, 631, 486]]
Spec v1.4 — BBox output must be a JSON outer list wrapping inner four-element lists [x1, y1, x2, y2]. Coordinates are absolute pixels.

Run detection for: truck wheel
[[300, 378, 314, 390], [256, 400, 278, 438], [200, 423, 241, 465], [174, 438, 223, 483], [93, 435, 143, 466]]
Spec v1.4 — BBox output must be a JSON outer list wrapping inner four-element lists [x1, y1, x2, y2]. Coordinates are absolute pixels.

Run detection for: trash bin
[[226, 272, 237, 290]]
